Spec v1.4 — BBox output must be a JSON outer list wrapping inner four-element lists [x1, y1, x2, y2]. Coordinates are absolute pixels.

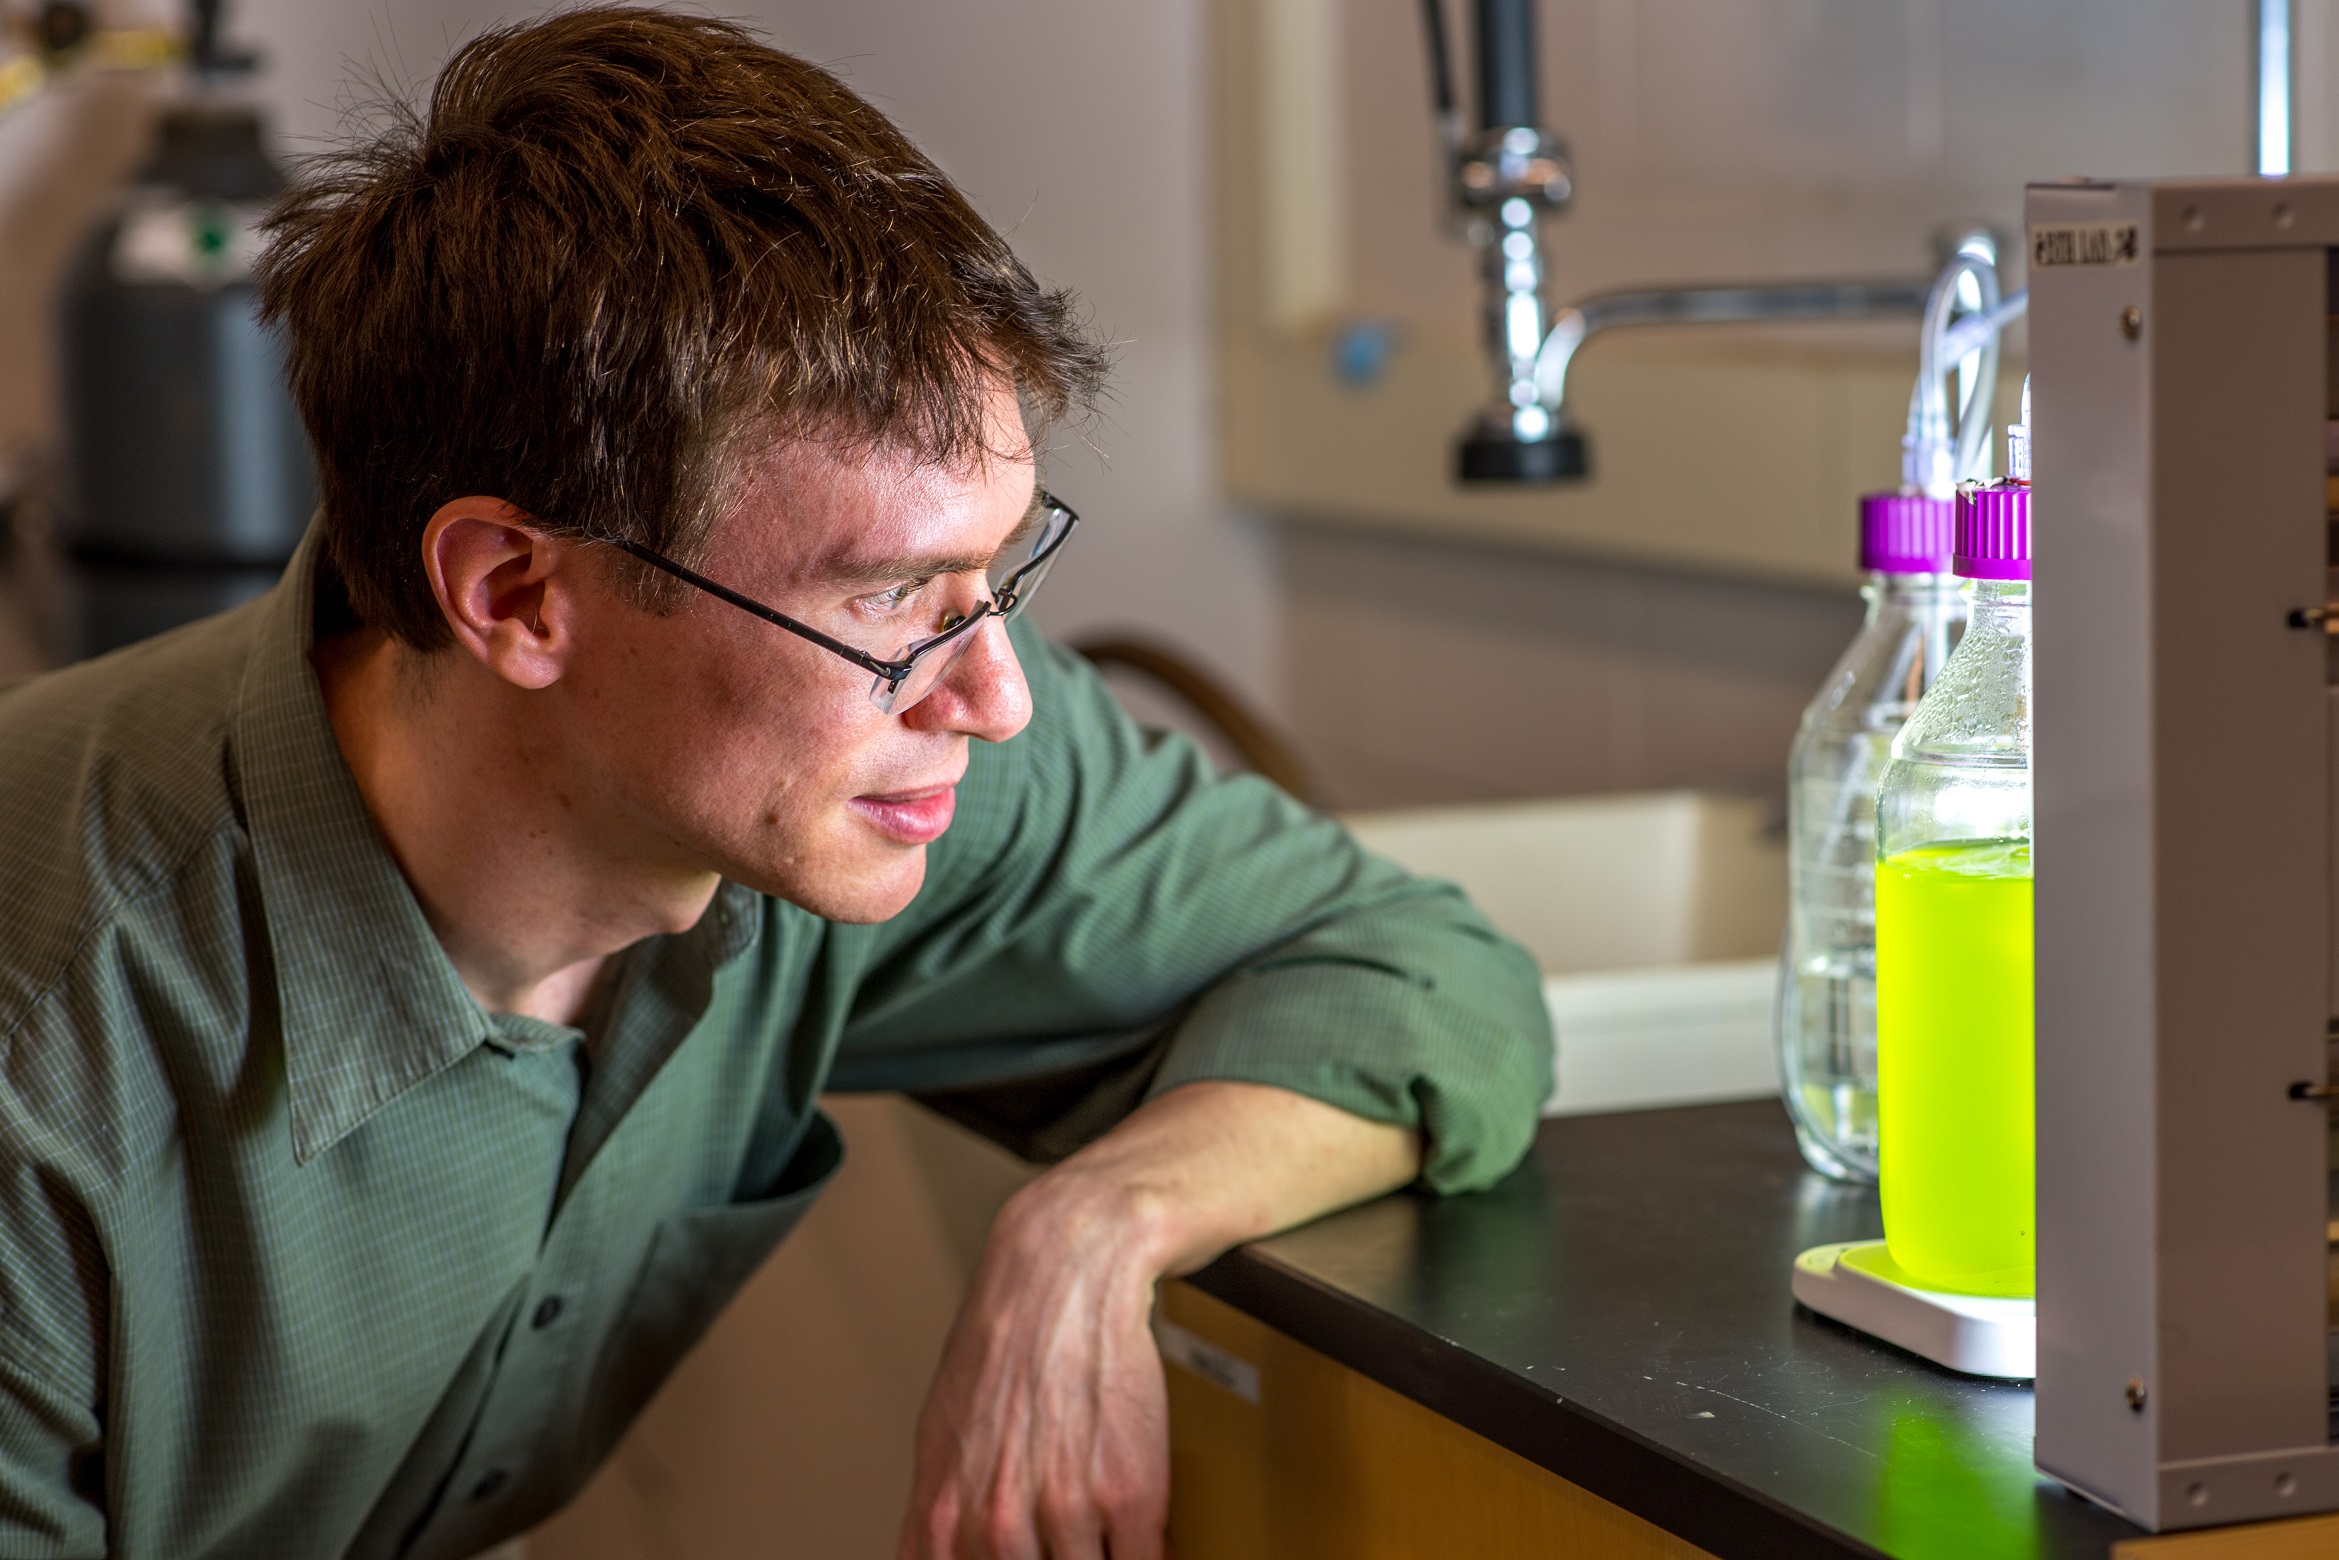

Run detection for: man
[[0, 9, 1551, 1557]]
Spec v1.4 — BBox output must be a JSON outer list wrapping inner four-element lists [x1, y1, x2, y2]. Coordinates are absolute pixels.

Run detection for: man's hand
[[895, 1154, 1170, 1560], [897, 1080, 1422, 1559]]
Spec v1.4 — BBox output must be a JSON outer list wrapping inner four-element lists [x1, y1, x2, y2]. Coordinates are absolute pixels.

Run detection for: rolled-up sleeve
[[832, 624, 1552, 1194]]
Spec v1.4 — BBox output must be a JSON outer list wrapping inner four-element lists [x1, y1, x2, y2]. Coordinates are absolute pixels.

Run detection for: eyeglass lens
[[868, 502, 1072, 714]]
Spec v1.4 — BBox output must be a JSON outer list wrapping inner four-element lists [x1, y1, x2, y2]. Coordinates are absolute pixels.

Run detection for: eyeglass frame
[[605, 491, 1079, 703]]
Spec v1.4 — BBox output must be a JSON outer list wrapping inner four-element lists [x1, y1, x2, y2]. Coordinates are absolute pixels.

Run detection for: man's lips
[[848, 783, 958, 845]]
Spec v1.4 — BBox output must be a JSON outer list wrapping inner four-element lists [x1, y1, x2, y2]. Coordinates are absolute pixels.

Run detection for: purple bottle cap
[[1859, 492, 1954, 574], [1954, 483, 2031, 580]]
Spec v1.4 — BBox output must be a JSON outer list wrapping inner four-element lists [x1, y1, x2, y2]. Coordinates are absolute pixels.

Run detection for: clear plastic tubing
[[1872, 396, 2034, 1298], [1777, 496, 1967, 1183]]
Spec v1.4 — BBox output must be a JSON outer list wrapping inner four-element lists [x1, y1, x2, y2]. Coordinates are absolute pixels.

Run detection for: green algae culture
[[1874, 839, 2033, 1298]]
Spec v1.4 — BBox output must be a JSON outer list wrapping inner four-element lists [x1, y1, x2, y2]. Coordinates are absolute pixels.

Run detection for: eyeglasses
[[609, 491, 1078, 713]]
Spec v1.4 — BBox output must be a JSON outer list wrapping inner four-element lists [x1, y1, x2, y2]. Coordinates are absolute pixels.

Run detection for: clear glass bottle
[[1871, 409, 2033, 1299], [1777, 495, 1966, 1182]]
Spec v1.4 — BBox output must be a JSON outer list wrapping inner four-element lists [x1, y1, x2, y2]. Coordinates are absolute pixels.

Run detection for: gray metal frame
[[2031, 175, 2338, 1530]]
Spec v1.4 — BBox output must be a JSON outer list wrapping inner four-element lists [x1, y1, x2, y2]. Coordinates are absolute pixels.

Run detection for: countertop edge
[[1187, 1243, 1890, 1560]]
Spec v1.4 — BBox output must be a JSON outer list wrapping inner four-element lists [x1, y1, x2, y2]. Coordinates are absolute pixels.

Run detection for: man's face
[[557, 389, 1039, 922]]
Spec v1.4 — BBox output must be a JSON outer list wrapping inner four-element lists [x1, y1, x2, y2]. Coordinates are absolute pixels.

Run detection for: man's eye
[[862, 579, 928, 613]]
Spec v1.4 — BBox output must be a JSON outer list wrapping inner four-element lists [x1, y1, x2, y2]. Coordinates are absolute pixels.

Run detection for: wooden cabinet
[[1161, 1281, 1714, 1559]]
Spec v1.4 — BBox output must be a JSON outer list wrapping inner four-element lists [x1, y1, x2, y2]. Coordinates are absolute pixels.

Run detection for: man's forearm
[[997, 1079, 1422, 1278]]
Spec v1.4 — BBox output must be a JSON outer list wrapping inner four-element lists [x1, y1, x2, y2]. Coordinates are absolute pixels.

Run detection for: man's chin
[[735, 842, 929, 924]]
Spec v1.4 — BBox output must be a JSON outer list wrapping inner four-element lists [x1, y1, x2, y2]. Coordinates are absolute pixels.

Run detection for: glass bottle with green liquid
[[1870, 389, 2034, 1300]]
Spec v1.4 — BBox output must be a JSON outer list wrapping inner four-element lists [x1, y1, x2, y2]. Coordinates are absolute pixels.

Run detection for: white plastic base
[[1791, 1241, 2035, 1379]]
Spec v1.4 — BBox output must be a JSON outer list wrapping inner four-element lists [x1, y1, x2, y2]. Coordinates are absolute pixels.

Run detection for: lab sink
[[1342, 790, 1787, 1117]]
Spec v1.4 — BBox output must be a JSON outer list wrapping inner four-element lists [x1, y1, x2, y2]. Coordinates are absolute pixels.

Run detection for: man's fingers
[[1031, 1484, 1107, 1560], [900, 1186, 1182, 1560], [1096, 1479, 1167, 1560], [899, 1483, 954, 1560], [967, 1476, 1052, 1560], [930, 1478, 1156, 1560]]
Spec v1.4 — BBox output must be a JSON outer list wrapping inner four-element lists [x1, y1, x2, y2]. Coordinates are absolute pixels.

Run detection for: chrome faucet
[[1418, 4, 2015, 484], [1533, 282, 1928, 431], [1420, 0, 1577, 480]]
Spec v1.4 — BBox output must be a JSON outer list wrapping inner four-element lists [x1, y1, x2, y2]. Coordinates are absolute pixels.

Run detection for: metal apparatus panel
[[2031, 176, 2338, 1532]]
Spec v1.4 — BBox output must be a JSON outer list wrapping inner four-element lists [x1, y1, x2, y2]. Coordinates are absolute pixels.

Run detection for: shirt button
[[470, 1469, 508, 1502], [532, 1296, 564, 1329]]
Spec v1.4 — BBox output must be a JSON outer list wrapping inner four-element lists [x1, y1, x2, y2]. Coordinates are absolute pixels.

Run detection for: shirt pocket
[[587, 1110, 845, 1449]]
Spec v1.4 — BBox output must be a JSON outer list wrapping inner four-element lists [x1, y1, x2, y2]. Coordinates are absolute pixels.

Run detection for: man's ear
[[420, 498, 588, 690]]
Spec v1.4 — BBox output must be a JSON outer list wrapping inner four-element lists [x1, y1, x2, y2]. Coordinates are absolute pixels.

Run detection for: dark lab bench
[[1162, 1100, 2157, 1560]]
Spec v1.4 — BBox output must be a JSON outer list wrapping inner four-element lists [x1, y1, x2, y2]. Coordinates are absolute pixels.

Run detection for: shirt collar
[[228, 524, 496, 1163]]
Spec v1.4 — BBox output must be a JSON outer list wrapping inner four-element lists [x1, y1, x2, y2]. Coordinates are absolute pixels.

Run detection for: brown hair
[[258, 5, 1110, 649]]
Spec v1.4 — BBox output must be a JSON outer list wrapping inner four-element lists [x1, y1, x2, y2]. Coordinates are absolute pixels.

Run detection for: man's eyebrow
[[820, 550, 994, 587], [816, 501, 1044, 587]]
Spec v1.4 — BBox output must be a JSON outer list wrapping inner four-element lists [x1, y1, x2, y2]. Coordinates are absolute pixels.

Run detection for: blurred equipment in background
[[58, 0, 310, 656], [1071, 637, 1320, 805], [31, 1, 91, 62], [10, 0, 179, 89]]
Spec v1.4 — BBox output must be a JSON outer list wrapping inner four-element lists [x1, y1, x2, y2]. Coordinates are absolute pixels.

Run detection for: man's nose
[[905, 616, 1031, 743]]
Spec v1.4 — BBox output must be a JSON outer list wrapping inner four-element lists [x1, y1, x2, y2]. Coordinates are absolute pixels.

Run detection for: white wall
[[233, 0, 1275, 714]]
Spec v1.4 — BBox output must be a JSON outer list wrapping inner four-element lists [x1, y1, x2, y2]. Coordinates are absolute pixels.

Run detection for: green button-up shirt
[[0, 530, 1551, 1559]]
